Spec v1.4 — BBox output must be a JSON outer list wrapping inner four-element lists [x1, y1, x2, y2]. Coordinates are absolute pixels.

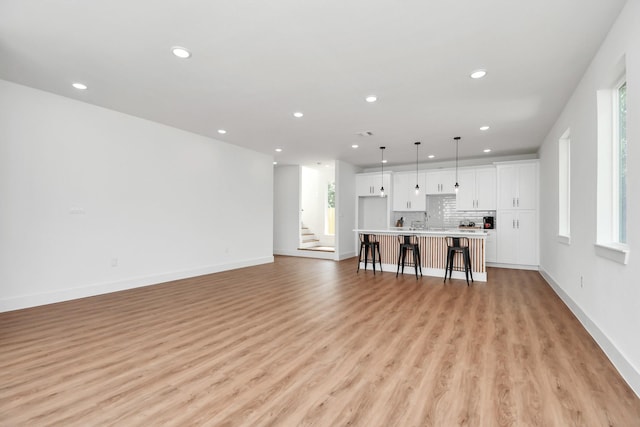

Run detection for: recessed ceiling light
[[217, 129, 227, 134], [428, 155, 435, 159], [470, 69, 487, 79], [365, 95, 377, 103], [352, 144, 359, 148], [275, 148, 283, 152], [72, 83, 87, 90], [293, 112, 304, 118], [381, 159, 388, 164], [172, 47, 191, 59], [483, 149, 492, 153], [273, 161, 278, 165], [480, 126, 490, 131]]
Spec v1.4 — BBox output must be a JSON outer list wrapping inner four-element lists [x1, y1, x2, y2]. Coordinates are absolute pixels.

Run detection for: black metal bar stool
[[357, 233, 382, 274], [396, 235, 422, 279], [444, 236, 474, 285]]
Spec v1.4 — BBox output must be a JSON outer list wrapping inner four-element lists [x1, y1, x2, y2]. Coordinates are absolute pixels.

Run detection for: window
[[558, 129, 570, 243], [325, 181, 335, 235], [616, 81, 627, 243], [595, 60, 629, 264]]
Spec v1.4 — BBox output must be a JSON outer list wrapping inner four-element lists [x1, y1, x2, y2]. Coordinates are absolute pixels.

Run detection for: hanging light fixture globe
[[379, 146, 386, 197], [414, 141, 421, 195], [454, 137, 461, 193]]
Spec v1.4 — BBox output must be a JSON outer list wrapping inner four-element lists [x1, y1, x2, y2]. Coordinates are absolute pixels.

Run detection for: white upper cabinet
[[392, 172, 426, 211], [456, 167, 496, 211], [425, 169, 456, 194], [497, 162, 538, 210], [356, 172, 392, 197]]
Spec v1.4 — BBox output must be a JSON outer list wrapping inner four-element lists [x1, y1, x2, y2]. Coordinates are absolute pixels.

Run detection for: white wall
[[0, 79, 274, 312], [538, 0, 640, 396], [335, 160, 358, 260]]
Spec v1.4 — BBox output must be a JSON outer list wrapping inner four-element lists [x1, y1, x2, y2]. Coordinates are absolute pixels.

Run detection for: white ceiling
[[0, 0, 626, 168]]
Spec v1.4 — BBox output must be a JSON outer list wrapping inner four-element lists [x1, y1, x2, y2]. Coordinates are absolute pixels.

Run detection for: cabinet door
[[516, 210, 537, 265], [425, 171, 441, 194], [409, 172, 427, 211], [426, 170, 456, 194], [392, 173, 410, 211], [497, 211, 518, 264], [497, 166, 518, 209], [485, 230, 497, 263], [456, 169, 476, 210], [440, 170, 457, 194], [356, 174, 374, 196], [516, 162, 537, 210], [475, 168, 497, 210]]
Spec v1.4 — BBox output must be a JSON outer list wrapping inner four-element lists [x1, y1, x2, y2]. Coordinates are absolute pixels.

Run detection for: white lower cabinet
[[485, 230, 497, 263], [497, 210, 537, 266]]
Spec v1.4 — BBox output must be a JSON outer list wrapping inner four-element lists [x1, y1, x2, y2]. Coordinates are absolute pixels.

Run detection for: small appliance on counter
[[483, 216, 495, 229]]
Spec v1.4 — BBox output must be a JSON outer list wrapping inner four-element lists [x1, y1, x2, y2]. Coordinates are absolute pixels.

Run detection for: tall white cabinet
[[496, 161, 539, 267]]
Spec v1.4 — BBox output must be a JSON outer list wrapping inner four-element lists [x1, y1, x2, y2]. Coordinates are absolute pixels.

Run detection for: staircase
[[299, 224, 320, 249]]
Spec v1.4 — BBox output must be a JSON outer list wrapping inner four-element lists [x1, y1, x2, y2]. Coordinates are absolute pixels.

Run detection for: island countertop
[[354, 227, 488, 238]]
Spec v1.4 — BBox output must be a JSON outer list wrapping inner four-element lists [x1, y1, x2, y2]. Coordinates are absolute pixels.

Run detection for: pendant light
[[379, 146, 386, 197], [453, 136, 461, 193], [414, 141, 421, 195]]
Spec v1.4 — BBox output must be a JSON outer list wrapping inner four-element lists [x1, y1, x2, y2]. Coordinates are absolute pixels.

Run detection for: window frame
[[595, 67, 629, 265], [558, 128, 571, 244]]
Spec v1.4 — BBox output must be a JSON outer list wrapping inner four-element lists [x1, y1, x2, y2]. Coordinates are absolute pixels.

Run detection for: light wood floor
[[1, 257, 639, 426]]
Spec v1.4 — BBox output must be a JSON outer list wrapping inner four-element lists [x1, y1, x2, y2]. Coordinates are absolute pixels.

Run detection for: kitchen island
[[354, 228, 488, 281]]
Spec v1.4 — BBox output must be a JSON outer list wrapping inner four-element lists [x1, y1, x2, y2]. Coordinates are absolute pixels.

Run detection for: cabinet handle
[[513, 219, 515, 228], [512, 198, 515, 207], [517, 219, 520, 228], [517, 198, 520, 207]]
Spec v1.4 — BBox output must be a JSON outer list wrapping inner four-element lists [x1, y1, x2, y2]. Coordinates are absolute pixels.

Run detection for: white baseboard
[[336, 251, 356, 261], [539, 268, 640, 398], [273, 249, 336, 260], [487, 262, 539, 270], [0, 256, 274, 313]]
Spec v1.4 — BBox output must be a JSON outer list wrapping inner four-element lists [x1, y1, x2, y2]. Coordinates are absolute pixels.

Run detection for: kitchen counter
[[357, 227, 488, 237], [354, 228, 488, 281]]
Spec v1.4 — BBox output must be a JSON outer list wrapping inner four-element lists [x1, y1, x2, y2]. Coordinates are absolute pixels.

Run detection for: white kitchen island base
[[355, 229, 488, 282]]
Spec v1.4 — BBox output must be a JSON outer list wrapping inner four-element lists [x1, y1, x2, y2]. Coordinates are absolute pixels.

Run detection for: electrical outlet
[[225, 247, 230, 254], [111, 258, 118, 267]]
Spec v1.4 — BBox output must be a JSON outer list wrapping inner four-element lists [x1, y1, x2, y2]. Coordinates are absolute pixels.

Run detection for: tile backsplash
[[392, 194, 496, 228]]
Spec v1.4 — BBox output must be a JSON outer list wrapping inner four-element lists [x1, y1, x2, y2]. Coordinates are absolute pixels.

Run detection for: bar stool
[[444, 236, 474, 285], [396, 235, 422, 279], [357, 234, 382, 274]]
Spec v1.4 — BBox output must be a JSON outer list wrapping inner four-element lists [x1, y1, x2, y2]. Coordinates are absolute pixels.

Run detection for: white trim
[[336, 251, 357, 261], [0, 256, 274, 313], [539, 268, 640, 398], [594, 243, 630, 265], [557, 235, 571, 245], [487, 262, 539, 271], [273, 249, 336, 260]]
